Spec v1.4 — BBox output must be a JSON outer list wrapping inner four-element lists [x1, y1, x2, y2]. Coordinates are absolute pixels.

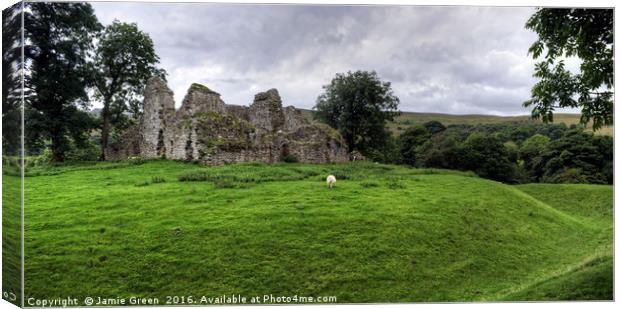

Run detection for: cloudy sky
[[91, 2, 571, 115]]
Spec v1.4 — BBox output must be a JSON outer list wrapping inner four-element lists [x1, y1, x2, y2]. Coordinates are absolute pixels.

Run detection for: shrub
[[543, 168, 589, 184], [151, 176, 166, 183], [126, 156, 147, 165], [360, 181, 379, 188], [65, 140, 100, 162], [135, 180, 150, 187], [178, 172, 208, 182], [281, 154, 299, 163], [386, 179, 406, 190], [214, 178, 236, 188]]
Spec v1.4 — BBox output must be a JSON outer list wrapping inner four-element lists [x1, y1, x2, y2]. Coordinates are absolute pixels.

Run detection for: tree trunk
[[50, 128, 65, 163], [100, 100, 111, 161]]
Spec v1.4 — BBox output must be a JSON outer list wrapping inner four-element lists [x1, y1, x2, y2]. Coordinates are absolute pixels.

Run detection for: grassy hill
[[5, 160, 612, 303], [299, 110, 613, 136]]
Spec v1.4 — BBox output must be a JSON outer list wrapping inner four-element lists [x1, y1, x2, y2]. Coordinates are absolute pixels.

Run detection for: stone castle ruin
[[106, 77, 349, 165]]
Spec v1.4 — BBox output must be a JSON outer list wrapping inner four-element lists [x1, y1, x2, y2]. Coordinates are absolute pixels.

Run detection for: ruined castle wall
[[201, 145, 277, 166], [165, 125, 195, 161], [178, 84, 227, 116], [164, 85, 227, 161], [109, 78, 349, 165], [283, 106, 309, 132], [139, 78, 175, 158], [225, 105, 251, 121], [284, 125, 349, 164], [248, 89, 285, 132]]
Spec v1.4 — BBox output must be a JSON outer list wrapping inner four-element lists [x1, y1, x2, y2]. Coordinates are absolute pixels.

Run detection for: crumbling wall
[[139, 77, 175, 158], [108, 77, 349, 165], [283, 106, 310, 132], [166, 84, 227, 161], [248, 89, 285, 132]]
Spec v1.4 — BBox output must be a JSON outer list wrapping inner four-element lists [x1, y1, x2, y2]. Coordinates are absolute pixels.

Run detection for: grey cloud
[[91, 3, 568, 115]]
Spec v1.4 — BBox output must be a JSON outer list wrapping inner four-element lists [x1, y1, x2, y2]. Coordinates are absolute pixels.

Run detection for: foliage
[[2, 3, 22, 155], [21, 2, 102, 162], [399, 125, 430, 166], [423, 120, 446, 135], [281, 154, 299, 163], [64, 138, 101, 162], [525, 8, 613, 130], [416, 132, 462, 170], [537, 130, 612, 184], [364, 132, 402, 164], [458, 134, 515, 183], [91, 20, 165, 160], [504, 141, 519, 162], [151, 176, 166, 183], [313, 70, 400, 154], [519, 134, 550, 181], [399, 120, 611, 185]]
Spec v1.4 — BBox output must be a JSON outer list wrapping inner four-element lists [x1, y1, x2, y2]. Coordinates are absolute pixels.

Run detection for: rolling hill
[[299, 110, 614, 136], [3, 159, 611, 303]]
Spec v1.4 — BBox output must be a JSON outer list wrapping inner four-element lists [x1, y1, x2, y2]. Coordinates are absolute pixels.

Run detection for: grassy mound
[[501, 183, 613, 301], [6, 160, 611, 302], [516, 184, 613, 224], [502, 255, 612, 301]]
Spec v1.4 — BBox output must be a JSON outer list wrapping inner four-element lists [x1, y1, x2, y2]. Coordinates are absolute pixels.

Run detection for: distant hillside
[[299, 109, 613, 136]]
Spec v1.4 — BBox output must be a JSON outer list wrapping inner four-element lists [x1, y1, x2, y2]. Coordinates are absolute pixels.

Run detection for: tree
[[458, 134, 515, 183], [91, 20, 165, 160], [313, 70, 400, 155], [417, 131, 461, 170], [399, 125, 430, 166], [537, 129, 610, 184], [592, 135, 613, 184], [2, 3, 21, 155], [22, 2, 102, 162], [525, 8, 613, 130], [423, 120, 446, 135], [519, 134, 550, 181], [503, 141, 519, 162]]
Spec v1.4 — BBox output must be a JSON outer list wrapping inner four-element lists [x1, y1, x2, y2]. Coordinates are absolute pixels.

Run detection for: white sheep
[[326, 175, 337, 189]]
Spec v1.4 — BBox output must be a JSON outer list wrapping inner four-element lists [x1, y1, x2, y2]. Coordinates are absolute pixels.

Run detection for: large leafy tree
[[2, 3, 21, 155], [22, 2, 102, 162], [458, 134, 515, 183], [399, 125, 430, 166], [91, 20, 165, 160], [519, 133, 550, 182], [422, 120, 446, 135], [524, 8, 613, 130], [313, 70, 400, 154], [536, 129, 611, 184]]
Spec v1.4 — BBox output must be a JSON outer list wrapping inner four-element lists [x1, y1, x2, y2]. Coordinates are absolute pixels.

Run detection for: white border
[[0, 1, 617, 309]]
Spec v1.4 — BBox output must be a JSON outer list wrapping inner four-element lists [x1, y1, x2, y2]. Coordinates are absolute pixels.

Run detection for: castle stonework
[[106, 77, 349, 165]]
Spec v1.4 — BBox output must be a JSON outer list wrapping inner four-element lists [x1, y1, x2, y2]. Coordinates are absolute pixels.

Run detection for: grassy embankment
[[2, 159, 612, 303]]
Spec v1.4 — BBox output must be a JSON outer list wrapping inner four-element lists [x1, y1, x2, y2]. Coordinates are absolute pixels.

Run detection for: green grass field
[[3, 159, 612, 303], [2, 165, 22, 306]]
